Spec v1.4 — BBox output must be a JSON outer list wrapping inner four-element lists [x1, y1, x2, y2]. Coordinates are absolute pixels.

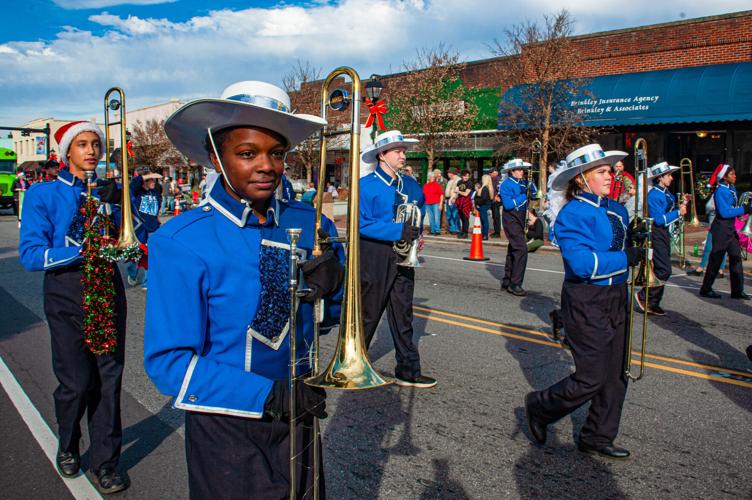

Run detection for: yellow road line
[[414, 312, 752, 390], [414, 305, 752, 379]]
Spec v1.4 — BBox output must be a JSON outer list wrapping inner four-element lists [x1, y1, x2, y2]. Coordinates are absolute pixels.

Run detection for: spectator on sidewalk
[[527, 209, 545, 253], [455, 170, 473, 239], [444, 167, 460, 234], [474, 174, 494, 240], [126, 172, 162, 290], [490, 169, 502, 238], [422, 170, 444, 235]]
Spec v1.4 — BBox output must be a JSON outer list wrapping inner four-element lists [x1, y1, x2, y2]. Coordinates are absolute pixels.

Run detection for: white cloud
[[54, 0, 176, 9], [1, 0, 751, 125]]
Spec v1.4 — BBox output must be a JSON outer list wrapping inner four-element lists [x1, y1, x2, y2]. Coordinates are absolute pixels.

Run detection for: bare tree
[[285, 60, 323, 183], [129, 118, 188, 170], [492, 10, 599, 199], [387, 44, 478, 172], [282, 59, 323, 93]]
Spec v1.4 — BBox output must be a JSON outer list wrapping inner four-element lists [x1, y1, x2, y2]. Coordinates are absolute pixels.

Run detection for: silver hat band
[[226, 94, 290, 113], [568, 149, 606, 168]]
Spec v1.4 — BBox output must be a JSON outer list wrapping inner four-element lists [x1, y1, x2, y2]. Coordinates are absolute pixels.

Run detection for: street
[[0, 212, 750, 499]]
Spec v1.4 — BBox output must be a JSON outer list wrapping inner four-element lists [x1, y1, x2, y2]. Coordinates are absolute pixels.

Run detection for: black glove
[[744, 204, 752, 215], [625, 247, 643, 267], [96, 179, 122, 204], [264, 379, 327, 420], [300, 228, 344, 303], [401, 223, 420, 243]]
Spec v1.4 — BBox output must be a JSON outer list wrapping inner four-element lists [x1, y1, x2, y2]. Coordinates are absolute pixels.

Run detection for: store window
[[733, 130, 752, 189]]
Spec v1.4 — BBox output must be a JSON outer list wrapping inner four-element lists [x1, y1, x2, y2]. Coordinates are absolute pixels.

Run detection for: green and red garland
[[81, 197, 119, 355]]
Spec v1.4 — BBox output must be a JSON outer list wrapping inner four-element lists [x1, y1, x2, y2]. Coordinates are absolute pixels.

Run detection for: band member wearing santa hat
[[19, 121, 128, 494], [634, 162, 687, 315], [525, 144, 641, 459], [699, 163, 752, 299]]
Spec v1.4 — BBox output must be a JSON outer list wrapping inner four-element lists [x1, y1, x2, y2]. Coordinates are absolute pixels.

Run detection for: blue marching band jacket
[[647, 185, 680, 229], [500, 177, 537, 212], [713, 182, 744, 220], [554, 192, 630, 286], [359, 166, 425, 242], [19, 168, 120, 272], [143, 180, 344, 418]]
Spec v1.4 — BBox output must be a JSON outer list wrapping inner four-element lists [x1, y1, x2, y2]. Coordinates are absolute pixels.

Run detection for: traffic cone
[[174, 201, 181, 216], [464, 211, 489, 261]]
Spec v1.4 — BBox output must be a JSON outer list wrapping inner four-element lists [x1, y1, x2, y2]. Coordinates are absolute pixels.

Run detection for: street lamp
[[365, 74, 383, 101]]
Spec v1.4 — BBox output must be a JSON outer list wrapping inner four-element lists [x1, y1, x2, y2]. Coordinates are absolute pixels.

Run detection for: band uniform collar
[[58, 167, 95, 188], [374, 165, 397, 186], [206, 178, 279, 227], [574, 191, 605, 208]]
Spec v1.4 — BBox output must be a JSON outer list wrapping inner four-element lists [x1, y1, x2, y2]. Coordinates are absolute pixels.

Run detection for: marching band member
[[525, 144, 641, 459], [699, 164, 752, 299], [359, 130, 437, 388], [608, 159, 634, 202], [144, 81, 345, 498], [634, 162, 687, 315], [500, 158, 536, 296], [19, 121, 129, 493]]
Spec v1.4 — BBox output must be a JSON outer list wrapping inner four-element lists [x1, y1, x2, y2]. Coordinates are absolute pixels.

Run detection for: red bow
[[126, 140, 135, 158], [365, 98, 388, 131]]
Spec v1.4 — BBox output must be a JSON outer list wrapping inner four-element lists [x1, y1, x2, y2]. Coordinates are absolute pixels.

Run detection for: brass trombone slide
[[524, 138, 542, 239], [625, 137, 651, 382]]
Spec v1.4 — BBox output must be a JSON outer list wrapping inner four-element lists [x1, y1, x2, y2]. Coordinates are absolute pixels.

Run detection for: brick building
[[292, 9, 752, 197]]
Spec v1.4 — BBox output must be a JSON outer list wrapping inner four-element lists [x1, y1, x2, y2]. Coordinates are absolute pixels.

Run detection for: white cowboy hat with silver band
[[647, 161, 680, 180], [551, 144, 628, 191], [164, 81, 326, 164], [501, 158, 532, 172], [361, 130, 419, 164]]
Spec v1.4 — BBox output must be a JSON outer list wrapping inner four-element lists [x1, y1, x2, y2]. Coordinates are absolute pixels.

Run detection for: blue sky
[[1, 0, 750, 126]]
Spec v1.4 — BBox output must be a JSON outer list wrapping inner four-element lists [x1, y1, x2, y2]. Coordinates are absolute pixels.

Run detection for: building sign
[[35, 136, 46, 155], [570, 95, 661, 118]]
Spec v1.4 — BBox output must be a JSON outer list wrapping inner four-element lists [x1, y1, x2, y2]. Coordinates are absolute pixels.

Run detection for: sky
[[1, 0, 750, 126]]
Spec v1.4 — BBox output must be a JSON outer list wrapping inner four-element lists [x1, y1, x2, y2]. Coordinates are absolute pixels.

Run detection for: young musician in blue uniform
[[125, 171, 162, 289], [500, 158, 536, 296], [699, 164, 752, 299], [525, 144, 641, 459], [634, 162, 688, 315], [19, 121, 129, 494], [144, 81, 345, 499], [359, 130, 437, 388]]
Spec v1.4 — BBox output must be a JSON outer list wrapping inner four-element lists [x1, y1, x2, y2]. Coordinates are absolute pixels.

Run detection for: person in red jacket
[[608, 159, 635, 202], [422, 170, 444, 235]]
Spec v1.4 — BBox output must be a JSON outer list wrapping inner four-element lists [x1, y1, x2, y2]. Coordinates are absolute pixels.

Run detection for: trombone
[[524, 138, 542, 238], [103, 87, 140, 253], [287, 67, 391, 500], [674, 158, 698, 268], [625, 137, 652, 382]]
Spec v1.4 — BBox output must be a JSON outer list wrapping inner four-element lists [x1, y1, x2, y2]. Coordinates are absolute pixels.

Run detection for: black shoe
[[524, 393, 547, 445], [578, 442, 631, 460], [95, 467, 128, 495], [482, 236, 489, 241], [56, 449, 80, 477], [394, 374, 437, 388], [490, 233, 501, 239], [501, 281, 510, 290], [731, 291, 751, 300], [699, 289, 722, 299], [508, 284, 527, 297], [633, 291, 646, 313], [647, 305, 666, 316], [686, 268, 704, 276]]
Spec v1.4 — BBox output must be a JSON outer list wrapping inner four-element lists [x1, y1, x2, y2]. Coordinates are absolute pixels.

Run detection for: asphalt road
[[0, 210, 750, 499]]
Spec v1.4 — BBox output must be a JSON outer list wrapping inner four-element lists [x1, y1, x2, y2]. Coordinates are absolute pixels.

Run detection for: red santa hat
[[54, 121, 105, 165], [709, 163, 731, 186]]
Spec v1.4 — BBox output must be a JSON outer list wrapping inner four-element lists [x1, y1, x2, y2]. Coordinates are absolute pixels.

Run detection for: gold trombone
[[524, 138, 542, 238], [674, 158, 698, 268], [103, 87, 140, 251], [625, 137, 652, 381], [287, 67, 391, 500]]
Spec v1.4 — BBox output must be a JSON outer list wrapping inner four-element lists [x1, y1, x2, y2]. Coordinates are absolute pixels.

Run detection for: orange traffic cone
[[464, 210, 489, 261], [174, 201, 181, 216]]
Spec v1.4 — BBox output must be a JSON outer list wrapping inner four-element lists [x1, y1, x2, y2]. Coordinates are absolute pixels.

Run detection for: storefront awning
[[498, 62, 752, 128]]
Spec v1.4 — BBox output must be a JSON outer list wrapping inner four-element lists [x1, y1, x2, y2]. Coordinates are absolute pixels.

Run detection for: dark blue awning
[[498, 62, 752, 128]]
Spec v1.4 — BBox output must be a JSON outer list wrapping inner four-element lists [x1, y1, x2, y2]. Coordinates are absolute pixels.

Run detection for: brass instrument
[[679, 158, 700, 226], [525, 138, 542, 238], [288, 67, 391, 500], [394, 202, 421, 267], [625, 137, 653, 382], [739, 192, 752, 237], [104, 87, 140, 251]]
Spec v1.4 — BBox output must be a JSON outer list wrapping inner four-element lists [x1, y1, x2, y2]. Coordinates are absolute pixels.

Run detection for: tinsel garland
[[696, 174, 712, 201], [81, 197, 119, 355]]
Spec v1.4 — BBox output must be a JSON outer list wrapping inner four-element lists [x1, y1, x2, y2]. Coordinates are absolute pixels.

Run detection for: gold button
[[188, 395, 198, 402], [203, 206, 211, 212]]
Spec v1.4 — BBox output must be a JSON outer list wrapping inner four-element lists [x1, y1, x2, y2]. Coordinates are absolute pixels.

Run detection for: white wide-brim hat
[[551, 144, 628, 191], [164, 81, 326, 165], [647, 161, 679, 180], [501, 158, 532, 172], [361, 130, 419, 164]]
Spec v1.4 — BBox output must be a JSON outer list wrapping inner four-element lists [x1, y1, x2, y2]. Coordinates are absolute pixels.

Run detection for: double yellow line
[[413, 305, 752, 389]]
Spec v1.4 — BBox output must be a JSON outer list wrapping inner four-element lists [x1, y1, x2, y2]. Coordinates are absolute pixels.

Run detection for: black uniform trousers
[[701, 218, 745, 295], [360, 238, 422, 380], [185, 411, 323, 500], [638, 225, 671, 307], [528, 282, 629, 447], [502, 209, 528, 287], [43, 265, 126, 471], [491, 200, 501, 236]]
